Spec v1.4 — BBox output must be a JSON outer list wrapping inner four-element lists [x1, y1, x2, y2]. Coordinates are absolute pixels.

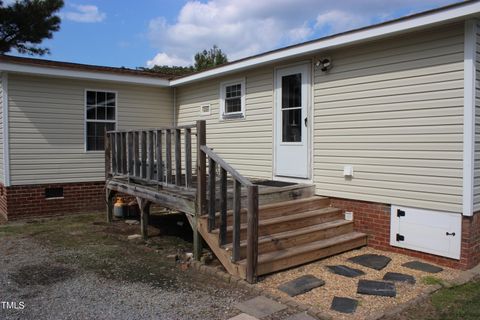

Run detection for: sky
[[8, 0, 466, 69]]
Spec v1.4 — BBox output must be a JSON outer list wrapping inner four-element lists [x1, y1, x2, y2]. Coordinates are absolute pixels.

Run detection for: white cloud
[[146, 0, 460, 67], [63, 4, 106, 23], [146, 52, 191, 67]]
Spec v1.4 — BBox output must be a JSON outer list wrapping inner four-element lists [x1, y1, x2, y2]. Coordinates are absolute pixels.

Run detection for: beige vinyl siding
[[0, 73, 4, 183], [175, 66, 274, 179], [474, 22, 480, 212], [313, 22, 465, 213], [8, 74, 173, 185]]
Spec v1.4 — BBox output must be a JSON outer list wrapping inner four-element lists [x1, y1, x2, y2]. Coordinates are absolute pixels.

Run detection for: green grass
[[428, 279, 480, 320], [422, 276, 445, 286]]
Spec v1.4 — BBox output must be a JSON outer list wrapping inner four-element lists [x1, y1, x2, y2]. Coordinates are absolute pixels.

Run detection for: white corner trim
[[2, 72, 10, 187], [0, 62, 170, 87], [463, 19, 476, 216], [171, 1, 480, 86]]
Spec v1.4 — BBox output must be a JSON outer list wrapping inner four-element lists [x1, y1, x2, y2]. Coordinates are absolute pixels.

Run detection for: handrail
[[196, 120, 259, 284], [105, 124, 195, 189], [107, 124, 196, 134], [200, 145, 253, 187]]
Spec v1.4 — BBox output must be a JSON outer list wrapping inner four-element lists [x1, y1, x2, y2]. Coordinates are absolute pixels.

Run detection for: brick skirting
[[331, 197, 480, 270], [0, 181, 105, 222]]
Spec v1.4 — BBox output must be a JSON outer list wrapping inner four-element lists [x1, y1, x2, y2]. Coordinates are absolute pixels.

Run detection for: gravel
[[256, 247, 461, 320], [0, 237, 254, 320]]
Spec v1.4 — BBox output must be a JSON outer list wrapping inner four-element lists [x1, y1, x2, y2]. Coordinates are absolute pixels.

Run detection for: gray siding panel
[[8, 74, 173, 185], [474, 22, 480, 212], [313, 23, 465, 213], [176, 67, 274, 179]]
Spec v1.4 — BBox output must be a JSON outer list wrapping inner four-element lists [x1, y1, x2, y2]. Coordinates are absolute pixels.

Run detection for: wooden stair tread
[[209, 206, 341, 234], [213, 196, 330, 218], [224, 219, 352, 250], [238, 232, 367, 265], [257, 196, 329, 210]]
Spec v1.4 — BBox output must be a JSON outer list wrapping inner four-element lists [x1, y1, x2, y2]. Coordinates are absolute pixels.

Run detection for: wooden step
[[239, 232, 367, 276], [214, 196, 332, 225], [210, 207, 344, 242], [224, 219, 354, 259]]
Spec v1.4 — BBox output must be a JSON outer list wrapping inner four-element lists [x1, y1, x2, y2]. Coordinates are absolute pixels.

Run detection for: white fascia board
[[2, 72, 10, 187], [171, 1, 480, 86], [463, 19, 477, 216], [0, 62, 170, 87]]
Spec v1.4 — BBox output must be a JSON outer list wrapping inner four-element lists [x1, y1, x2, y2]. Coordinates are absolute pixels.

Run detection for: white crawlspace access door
[[274, 64, 310, 179], [390, 205, 462, 259]]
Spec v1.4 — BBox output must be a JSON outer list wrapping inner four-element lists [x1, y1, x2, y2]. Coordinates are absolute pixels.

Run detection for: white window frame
[[219, 78, 245, 120], [84, 89, 118, 152]]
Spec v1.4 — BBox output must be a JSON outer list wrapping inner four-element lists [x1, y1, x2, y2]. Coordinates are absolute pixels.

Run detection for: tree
[[194, 45, 228, 71], [138, 65, 195, 77], [144, 45, 229, 76], [0, 0, 64, 55]]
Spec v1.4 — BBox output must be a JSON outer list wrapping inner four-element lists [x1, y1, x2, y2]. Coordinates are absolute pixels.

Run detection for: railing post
[[148, 131, 155, 180], [196, 120, 207, 216], [232, 180, 241, 262], [175, 128, 182, 185], [219, 168, 227, 246], [185, 128, 192, 188], [208, 158, 216, 232], [246, 185, 259, 284], [194, 120, 207, 261], [141, 131, 147, 179], [105, 131, 112, 179], [121, 132, 127, 174], [166, 129, 172, 184], [156, 130, 163, 183]]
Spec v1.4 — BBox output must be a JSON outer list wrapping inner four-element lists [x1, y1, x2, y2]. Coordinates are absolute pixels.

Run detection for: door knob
[[304, 117, 308, 127]]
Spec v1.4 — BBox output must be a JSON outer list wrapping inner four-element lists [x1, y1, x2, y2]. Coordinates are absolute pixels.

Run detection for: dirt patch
[[10, 264, 75, 287]]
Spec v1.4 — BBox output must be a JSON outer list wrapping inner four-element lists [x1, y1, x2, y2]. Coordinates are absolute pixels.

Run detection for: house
[[1, 1, 480, 279]]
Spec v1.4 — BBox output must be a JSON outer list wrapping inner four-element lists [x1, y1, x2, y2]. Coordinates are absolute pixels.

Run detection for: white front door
[[275, 63, 310, 179]]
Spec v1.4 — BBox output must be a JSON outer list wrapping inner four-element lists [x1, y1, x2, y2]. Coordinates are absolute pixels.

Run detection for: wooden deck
[[104, 120, 367, 283], [106, 175, 315, 215]]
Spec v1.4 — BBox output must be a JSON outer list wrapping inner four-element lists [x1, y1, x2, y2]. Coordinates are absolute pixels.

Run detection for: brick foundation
[[0, 181, 105, 222], [331, 197, 480, 270]]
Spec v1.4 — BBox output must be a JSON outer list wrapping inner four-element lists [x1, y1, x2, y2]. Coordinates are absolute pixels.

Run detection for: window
[[85, 90, 116, 151], [220, 79, 245, 119]]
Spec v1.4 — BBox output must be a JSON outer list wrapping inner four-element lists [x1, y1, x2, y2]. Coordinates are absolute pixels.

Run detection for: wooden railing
[[105, 124, 196, 189], [196, 120, 259, 283]]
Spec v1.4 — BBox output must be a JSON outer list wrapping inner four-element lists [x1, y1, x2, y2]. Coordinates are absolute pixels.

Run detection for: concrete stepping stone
[[330, 297, 358, 314], [228, 313, 259, 320], [402, 261, 443, 273], [286, 312, 318, 320], [235, 296, 287, 319], [383, 272, 416, 284], [348, 254, 392, 270], [327, 265, 365, 278], [357, 279, 396, 297], [278, 275, 325, 297]]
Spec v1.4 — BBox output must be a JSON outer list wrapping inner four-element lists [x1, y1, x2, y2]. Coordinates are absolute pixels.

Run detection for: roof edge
[[0, 56, 171, 87]]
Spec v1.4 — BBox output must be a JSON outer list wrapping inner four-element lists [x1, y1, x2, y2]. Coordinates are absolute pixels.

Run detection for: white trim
[[84, 89, 118, 153], [0, 62, 170, 87], [219, 78, 246, 120], [2, 72, 9, 187], [171, 1, 480, 86], [463, 19, 476, 216]]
